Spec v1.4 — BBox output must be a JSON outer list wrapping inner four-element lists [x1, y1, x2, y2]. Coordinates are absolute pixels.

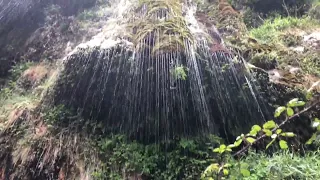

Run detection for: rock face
[[0, 0, 98, 82]]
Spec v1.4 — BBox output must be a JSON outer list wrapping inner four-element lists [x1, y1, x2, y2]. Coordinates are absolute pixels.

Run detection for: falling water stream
[[47, 0, 270, 142]]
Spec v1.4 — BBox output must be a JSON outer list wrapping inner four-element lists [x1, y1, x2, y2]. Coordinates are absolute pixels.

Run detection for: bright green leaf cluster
[[204, 98, 317, 179]]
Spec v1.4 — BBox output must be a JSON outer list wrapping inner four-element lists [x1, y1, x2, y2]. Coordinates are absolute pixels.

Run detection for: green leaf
[[276, 129, 282, 134], [227, 144, 236, 149], [241, 163, 249, 169], [271, 134, 277, 139], [263, 129, 272, 136], [213, 148, 220, 153], [286, 107, 294, 116], [234, 139, 243, 147], [240, 169, 251, 177], [224, 163, 232, 168], [219, 144, 227, 154], [252, 125, 261, 132], [263, 120, 276, 129], [279, 140, 288, 149], [223, 169, 229, 176], [220, 144, 226, 149], [249, 130, 258, 136], [266, 138, 276, 149], [287, 98, 305, 107], [249, 125, 261, 136], [306, 133, 317, 145], [246, 137, 256, 144], [274, 106, 286, 117], [280, 132, 295, 137], [287, 98, 299, 107]]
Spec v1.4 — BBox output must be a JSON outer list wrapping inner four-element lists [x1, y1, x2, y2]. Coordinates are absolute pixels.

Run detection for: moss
[[250, 51, 278, 69]]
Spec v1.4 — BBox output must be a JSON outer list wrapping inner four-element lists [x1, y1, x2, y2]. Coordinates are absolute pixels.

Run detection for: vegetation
[[1, 0, 320, 179], [89, 135, 221, 179], [129, 0, 194, 55], [229, 150, 320, 179], [249, 16, 318, 44], [202, 98, 320, 179]]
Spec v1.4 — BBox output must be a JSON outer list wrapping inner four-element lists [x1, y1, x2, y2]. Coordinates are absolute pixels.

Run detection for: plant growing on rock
[[129, 0, 194, 55]]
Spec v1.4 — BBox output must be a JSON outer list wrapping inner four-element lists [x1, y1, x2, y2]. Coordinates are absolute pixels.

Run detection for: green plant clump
[[92, 135, 221, 180], [249, 16, 318, 44]]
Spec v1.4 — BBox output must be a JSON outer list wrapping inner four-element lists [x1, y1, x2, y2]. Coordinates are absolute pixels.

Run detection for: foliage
[[42, 104, 72, 126], [229, 150, 320, 179], [308, 0, 320, 20], [0, 62, 34, 96], [202, 98, 319, 179], [249, 16, 318, 44], [78, 9, 100, 21], [306, 118, 320, 145], [172, 66, 188, 80], [92, 135, 221, 180], [0, 62, 36, 114]]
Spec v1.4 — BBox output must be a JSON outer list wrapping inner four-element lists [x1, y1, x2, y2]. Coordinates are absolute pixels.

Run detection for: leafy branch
[[233, 99, 319, 157], [202, 98, 320, 179]]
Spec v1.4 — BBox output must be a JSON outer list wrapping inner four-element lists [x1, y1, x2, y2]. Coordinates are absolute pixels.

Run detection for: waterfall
[[50, 0, 269, 142]]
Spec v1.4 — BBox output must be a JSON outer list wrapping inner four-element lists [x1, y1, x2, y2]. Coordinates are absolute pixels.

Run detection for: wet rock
[[303, 31, 320, 49]]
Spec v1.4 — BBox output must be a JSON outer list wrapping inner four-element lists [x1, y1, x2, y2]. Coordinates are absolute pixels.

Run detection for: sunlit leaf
[[287, 98, 299, 107], [234, 139, 243, 147], [274, 106, 286, 117], [219, 144, 227, 154], [280, 132, 295, 137], [306, 133, 317, 145], [220, 144, 226, 149], [202, 163, 219, 178], [246, 137, 256, 144], [263, 120, 276, 129], [263, 129, 272, 136], [279, 140, 288, 149], [276, 129, 282, 134], [252, 125, 261, 132], [227, 144, 236, 149], [223, 169, 229, 176], [213, 148, 220, 153], [286, 107, 294, 116], [224, 163, 232, 168], [240, 169, 250, 177], [271, 134, 277, 139], [287, 98, 305, 107], [249, 130, 258, 136], [249, 125, 261, 136]]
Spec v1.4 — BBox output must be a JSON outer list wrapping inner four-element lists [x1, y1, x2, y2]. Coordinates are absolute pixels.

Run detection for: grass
[[230, 150, 320, 179], [249, 16, 319, 44]]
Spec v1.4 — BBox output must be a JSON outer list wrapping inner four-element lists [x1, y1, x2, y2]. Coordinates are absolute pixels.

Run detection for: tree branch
[[233, 100, 320, 157]]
